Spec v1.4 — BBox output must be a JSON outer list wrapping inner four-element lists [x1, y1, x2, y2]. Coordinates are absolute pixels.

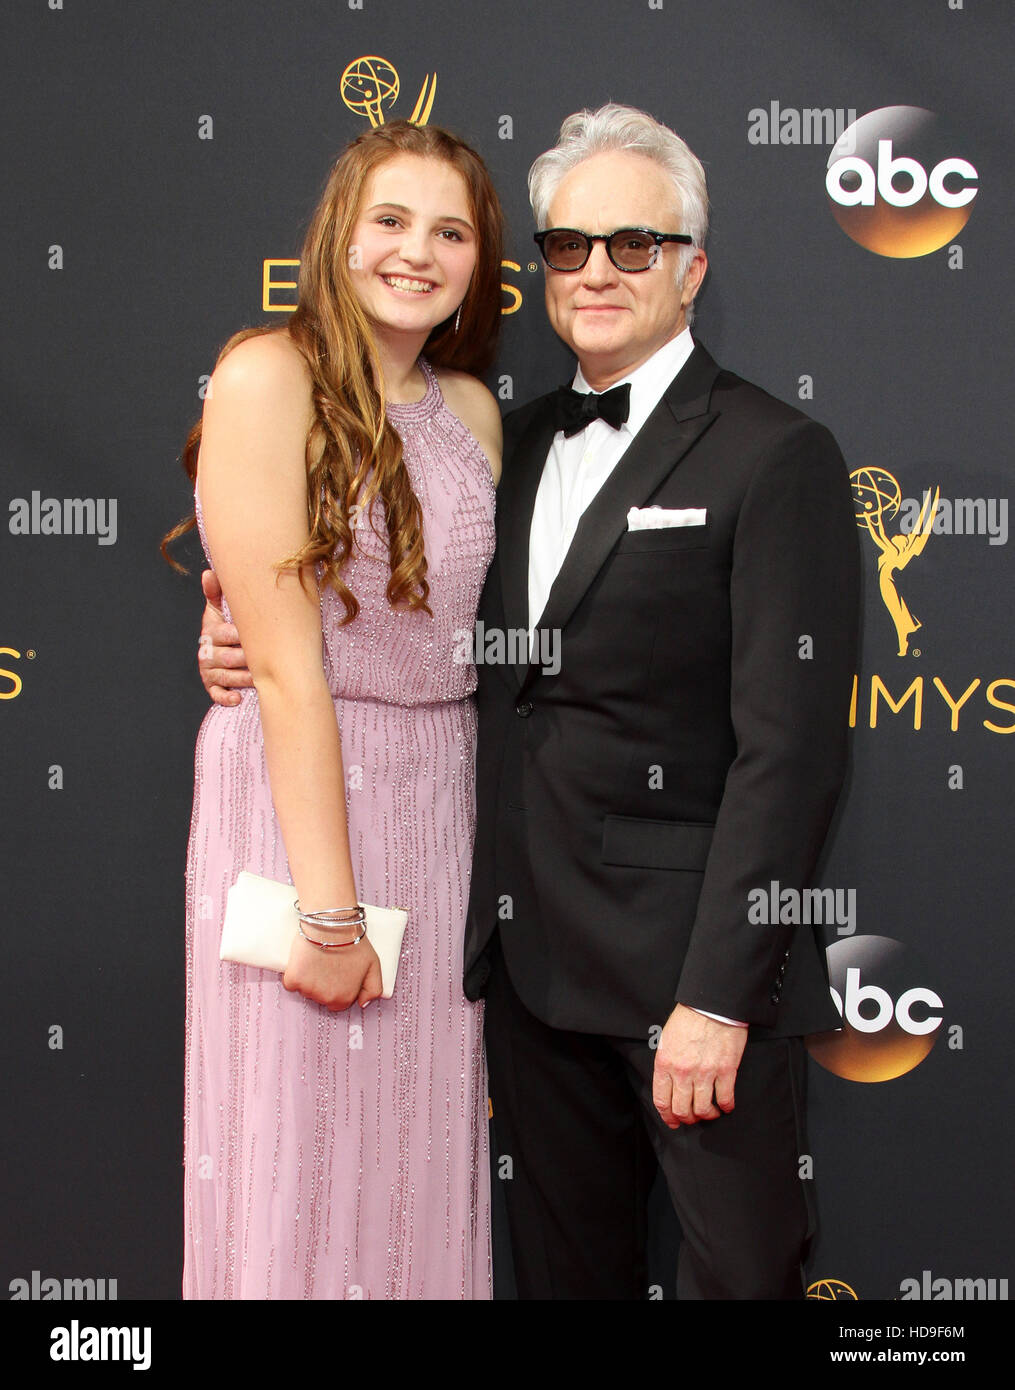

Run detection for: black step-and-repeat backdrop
[[2, 0, 1011, 1308]]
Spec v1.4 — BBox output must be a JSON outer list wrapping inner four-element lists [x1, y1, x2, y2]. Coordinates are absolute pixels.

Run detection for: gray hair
[[528, 104, 709, 320]]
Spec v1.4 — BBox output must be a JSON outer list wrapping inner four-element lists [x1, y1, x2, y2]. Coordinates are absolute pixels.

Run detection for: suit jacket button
[[770, 991, 780, 1004], [516, 701, 533, 717]]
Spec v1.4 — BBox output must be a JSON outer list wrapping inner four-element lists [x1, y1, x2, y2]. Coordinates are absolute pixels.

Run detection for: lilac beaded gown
[[183, 360, 494, 1299]]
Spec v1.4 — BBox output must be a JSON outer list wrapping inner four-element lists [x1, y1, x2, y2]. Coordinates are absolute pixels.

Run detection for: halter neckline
[[385, 358, 440, 422]]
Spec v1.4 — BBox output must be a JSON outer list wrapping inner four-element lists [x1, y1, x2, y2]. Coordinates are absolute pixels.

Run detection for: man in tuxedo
[[462, 104, 860, 1300], [198, 104, 859, 1299]]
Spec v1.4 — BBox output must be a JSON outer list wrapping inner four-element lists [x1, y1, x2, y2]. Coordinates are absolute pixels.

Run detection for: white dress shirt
[[526, 329, 748, 1031], [527, 329, 695, 639]]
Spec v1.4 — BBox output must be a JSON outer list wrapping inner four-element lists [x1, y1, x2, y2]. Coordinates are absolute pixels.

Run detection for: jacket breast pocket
[[614, 520, 710, 554], [601, 814, 715, 871]]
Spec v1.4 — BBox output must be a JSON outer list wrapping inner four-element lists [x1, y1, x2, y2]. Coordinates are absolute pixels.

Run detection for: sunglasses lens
[[541, 231, 589, 270], [609, 231, 658, 270]]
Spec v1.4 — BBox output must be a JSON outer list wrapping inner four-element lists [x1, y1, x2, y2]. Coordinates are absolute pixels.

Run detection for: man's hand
[[652, 1004, 749, 1129], [199, 568, 254, 706]]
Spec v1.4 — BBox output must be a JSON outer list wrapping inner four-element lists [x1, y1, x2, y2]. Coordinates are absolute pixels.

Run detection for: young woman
[[163, 121, 504, 1298]]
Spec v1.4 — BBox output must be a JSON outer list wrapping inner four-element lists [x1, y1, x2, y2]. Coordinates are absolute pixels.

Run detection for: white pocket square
[[626, 506, 707, 530]]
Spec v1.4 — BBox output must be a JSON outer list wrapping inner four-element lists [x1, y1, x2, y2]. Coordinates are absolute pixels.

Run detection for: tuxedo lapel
[[517, 344, 722, 695], [496, 400, 560, 691]]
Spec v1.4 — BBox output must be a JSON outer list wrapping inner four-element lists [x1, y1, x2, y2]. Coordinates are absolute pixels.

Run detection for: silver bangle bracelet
[[294, 899, 364, 919], [297, 911, 366, 933], [296, 919, 367, 950]]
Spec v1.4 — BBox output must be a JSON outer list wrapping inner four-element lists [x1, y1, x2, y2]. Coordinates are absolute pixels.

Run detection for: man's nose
[[579, 239, 618, 287]]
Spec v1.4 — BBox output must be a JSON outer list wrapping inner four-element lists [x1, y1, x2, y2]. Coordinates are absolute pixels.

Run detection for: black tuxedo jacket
[[463, 344, 860, 1039]]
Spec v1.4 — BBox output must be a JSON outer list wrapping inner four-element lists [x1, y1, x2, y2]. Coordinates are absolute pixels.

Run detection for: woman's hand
[[283, 932, 384, 1011]]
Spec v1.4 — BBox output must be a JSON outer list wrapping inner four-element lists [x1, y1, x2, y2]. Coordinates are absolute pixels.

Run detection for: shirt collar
[[571, 329, 695, 437]]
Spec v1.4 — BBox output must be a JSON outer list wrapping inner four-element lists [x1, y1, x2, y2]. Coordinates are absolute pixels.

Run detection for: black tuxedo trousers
[[484, 935, 813, 1299]]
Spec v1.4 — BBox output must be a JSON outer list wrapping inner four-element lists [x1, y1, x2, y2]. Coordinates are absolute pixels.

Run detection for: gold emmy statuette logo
[[807, 1278, 859, 1300], [851, 467, 939, 657], [340, 56, 436, 127]]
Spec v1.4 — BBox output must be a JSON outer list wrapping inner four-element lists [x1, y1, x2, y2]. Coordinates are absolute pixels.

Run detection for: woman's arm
[[197, 332, 381, 1010]]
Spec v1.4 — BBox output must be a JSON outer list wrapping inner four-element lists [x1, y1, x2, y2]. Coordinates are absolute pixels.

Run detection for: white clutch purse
[[219, 871, 407, 999]]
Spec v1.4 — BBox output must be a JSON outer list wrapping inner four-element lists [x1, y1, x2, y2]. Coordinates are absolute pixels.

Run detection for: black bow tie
[[553, 382, 631, 438]]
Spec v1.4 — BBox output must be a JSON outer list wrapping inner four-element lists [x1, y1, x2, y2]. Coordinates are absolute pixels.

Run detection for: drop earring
[[454, 305, 462, 334]]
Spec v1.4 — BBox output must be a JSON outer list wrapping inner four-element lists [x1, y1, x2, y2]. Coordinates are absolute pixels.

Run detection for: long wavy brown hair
[[162, 121, 504, 622]]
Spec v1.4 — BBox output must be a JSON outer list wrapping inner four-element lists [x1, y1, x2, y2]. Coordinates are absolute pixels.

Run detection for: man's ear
[[681, 248, 708, 309]]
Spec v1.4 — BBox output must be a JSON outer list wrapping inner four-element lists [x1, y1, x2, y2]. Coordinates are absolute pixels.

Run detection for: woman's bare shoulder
[[199, 332, 315, 495], [436, 369, 503, 485], [212, 330, 312, 399]]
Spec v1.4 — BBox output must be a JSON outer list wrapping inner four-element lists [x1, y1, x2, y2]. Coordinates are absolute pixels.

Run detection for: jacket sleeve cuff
[[688, 1006, 749, 1028]]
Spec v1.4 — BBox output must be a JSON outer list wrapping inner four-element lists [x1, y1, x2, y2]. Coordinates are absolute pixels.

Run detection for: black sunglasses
[[533, 227, 693, 273]]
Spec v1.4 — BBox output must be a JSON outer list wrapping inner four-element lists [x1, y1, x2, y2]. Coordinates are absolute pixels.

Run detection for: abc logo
[[806, 935, 943, 1082], [826, 106, 977, 258]]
